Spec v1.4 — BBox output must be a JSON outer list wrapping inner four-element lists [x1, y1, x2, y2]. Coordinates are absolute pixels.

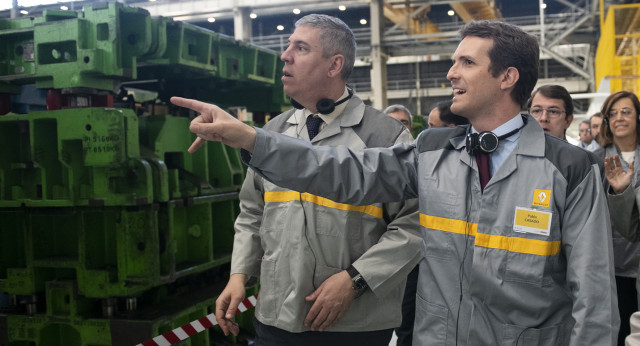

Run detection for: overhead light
[[360, 19, 367, 25], [60, 5, 68, 10], [250, 12, 257, 19], [293, 8, 301, 15], [338, 5, 346, 11], [541, 3, 547, 9], [208, 17, 216, 23], [20, 9, 28, 15], [448, 10, 455, 16], [277, 25, 284, 31]]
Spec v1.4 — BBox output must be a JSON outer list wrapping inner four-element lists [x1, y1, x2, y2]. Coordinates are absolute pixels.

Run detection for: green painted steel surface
[[0, 205, 160, 298], [0, 2, 288, 114], [0, 3, 273, 343], [0, 108, 152, 207], [0, 193, 239, 299]]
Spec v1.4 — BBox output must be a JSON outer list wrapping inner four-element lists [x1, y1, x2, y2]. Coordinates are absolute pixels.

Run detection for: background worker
[[527, 84, 574, 141], [384, 104, 413, 131], [597, 91, 640, 345], [427, 100, 469, 128]]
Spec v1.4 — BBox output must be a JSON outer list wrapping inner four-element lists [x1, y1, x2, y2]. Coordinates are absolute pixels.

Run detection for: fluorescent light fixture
[[0, 0, 80, 11]]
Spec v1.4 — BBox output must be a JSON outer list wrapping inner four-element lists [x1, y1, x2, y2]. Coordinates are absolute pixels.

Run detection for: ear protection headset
[[465, 124, 525, 156], [291, 88, 354, 114]]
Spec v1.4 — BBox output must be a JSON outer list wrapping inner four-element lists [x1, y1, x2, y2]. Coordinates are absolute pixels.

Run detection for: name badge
[[513, 207, 552, 236]]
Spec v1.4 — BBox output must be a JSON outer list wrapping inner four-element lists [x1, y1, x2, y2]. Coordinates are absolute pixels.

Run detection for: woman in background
[[597, 90, 640, 346]]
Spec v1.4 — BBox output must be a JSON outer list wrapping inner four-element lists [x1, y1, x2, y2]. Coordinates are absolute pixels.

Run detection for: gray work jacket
[[596, 144, 640, 279], [231, 95, 421, 333], [243, 114, 619, 345]]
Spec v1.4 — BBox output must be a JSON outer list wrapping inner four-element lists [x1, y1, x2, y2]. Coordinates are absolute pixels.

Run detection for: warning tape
[[136, 294, 258, 346]]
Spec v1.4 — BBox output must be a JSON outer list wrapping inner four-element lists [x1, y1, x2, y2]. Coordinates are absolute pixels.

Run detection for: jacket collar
[[286, 93, 365, 142], [450, 114, 544, 179]]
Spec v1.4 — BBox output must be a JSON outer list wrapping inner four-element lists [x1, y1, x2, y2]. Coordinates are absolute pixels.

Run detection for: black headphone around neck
[[465, 125, 524, 156], [291, 88, 354, 115]]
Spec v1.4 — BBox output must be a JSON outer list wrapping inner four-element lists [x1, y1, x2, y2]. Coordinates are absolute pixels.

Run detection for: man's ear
[[328, 54, 345, 78], [565, 114, 574, 130], [501, 67, 519, 90]]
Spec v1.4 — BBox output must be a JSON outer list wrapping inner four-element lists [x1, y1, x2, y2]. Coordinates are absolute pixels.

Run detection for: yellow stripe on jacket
[[420, 214, 561, 256], [264, 191, 383, 219]]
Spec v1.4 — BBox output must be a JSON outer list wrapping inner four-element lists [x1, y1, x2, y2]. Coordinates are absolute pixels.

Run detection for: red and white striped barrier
[[136, 294, 258, 346]]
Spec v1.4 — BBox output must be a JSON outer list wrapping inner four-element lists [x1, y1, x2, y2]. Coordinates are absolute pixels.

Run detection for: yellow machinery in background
[[596, 2, 640, 97]]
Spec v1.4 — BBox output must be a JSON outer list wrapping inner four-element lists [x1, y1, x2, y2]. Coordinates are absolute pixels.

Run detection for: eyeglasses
[[529, 107, 565, 119], [579, 128, 591, 133], [608, 108, 635, 119]]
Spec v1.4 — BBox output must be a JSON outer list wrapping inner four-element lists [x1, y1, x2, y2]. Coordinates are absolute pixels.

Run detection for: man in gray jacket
[[199, 14, 420, 346], [173, 20, 618, 346]]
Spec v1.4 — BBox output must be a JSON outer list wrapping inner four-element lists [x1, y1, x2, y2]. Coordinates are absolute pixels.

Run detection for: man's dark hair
[[460, 20, 539, 108], [526, 85, 574, 119], [434, 100, 469, 126]]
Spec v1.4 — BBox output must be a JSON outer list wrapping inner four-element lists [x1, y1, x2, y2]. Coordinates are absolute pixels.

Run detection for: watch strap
[[346, 265, 360, 279]]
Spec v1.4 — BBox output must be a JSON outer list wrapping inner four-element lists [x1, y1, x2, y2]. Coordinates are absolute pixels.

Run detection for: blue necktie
[[307, 116, 323, 140]]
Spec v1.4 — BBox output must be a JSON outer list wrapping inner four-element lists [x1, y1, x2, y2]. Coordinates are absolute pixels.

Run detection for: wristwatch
[[346, 265, 368, 298]]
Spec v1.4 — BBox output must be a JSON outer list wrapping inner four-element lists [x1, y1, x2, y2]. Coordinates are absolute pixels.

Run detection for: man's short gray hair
[[295, 14, 356, 81], [383, 104, 413, 120]]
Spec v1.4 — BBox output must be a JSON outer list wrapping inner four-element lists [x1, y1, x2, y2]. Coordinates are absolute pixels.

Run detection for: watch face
[[353, 276, 368, 290]]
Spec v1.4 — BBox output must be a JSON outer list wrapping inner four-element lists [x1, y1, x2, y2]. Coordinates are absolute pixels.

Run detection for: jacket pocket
[[501, 323, 566, 346], [504, 208, 560, 286], [414, 294, 448, 346], [504, 250, 554, 286], [257, 258, 277, 319]]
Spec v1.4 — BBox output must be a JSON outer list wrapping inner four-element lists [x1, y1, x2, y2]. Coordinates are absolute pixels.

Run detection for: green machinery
[[0, 2, 284, 345]]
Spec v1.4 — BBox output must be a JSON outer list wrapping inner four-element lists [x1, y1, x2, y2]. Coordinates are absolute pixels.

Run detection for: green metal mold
[[205, 142, 244, 193], [138, 115, 212, 202], [0, 108, 154, 207], [157, 193, 239, 281], [208, 196, 240, 263], [155, 21, 217, 74], [199, 59, 289, 113], [159, 198, 214, 280], [0, 10, 78, 85], [0, 193, 238, 299], [0, 205, 161, 298], [34, 2, 152, 91]]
